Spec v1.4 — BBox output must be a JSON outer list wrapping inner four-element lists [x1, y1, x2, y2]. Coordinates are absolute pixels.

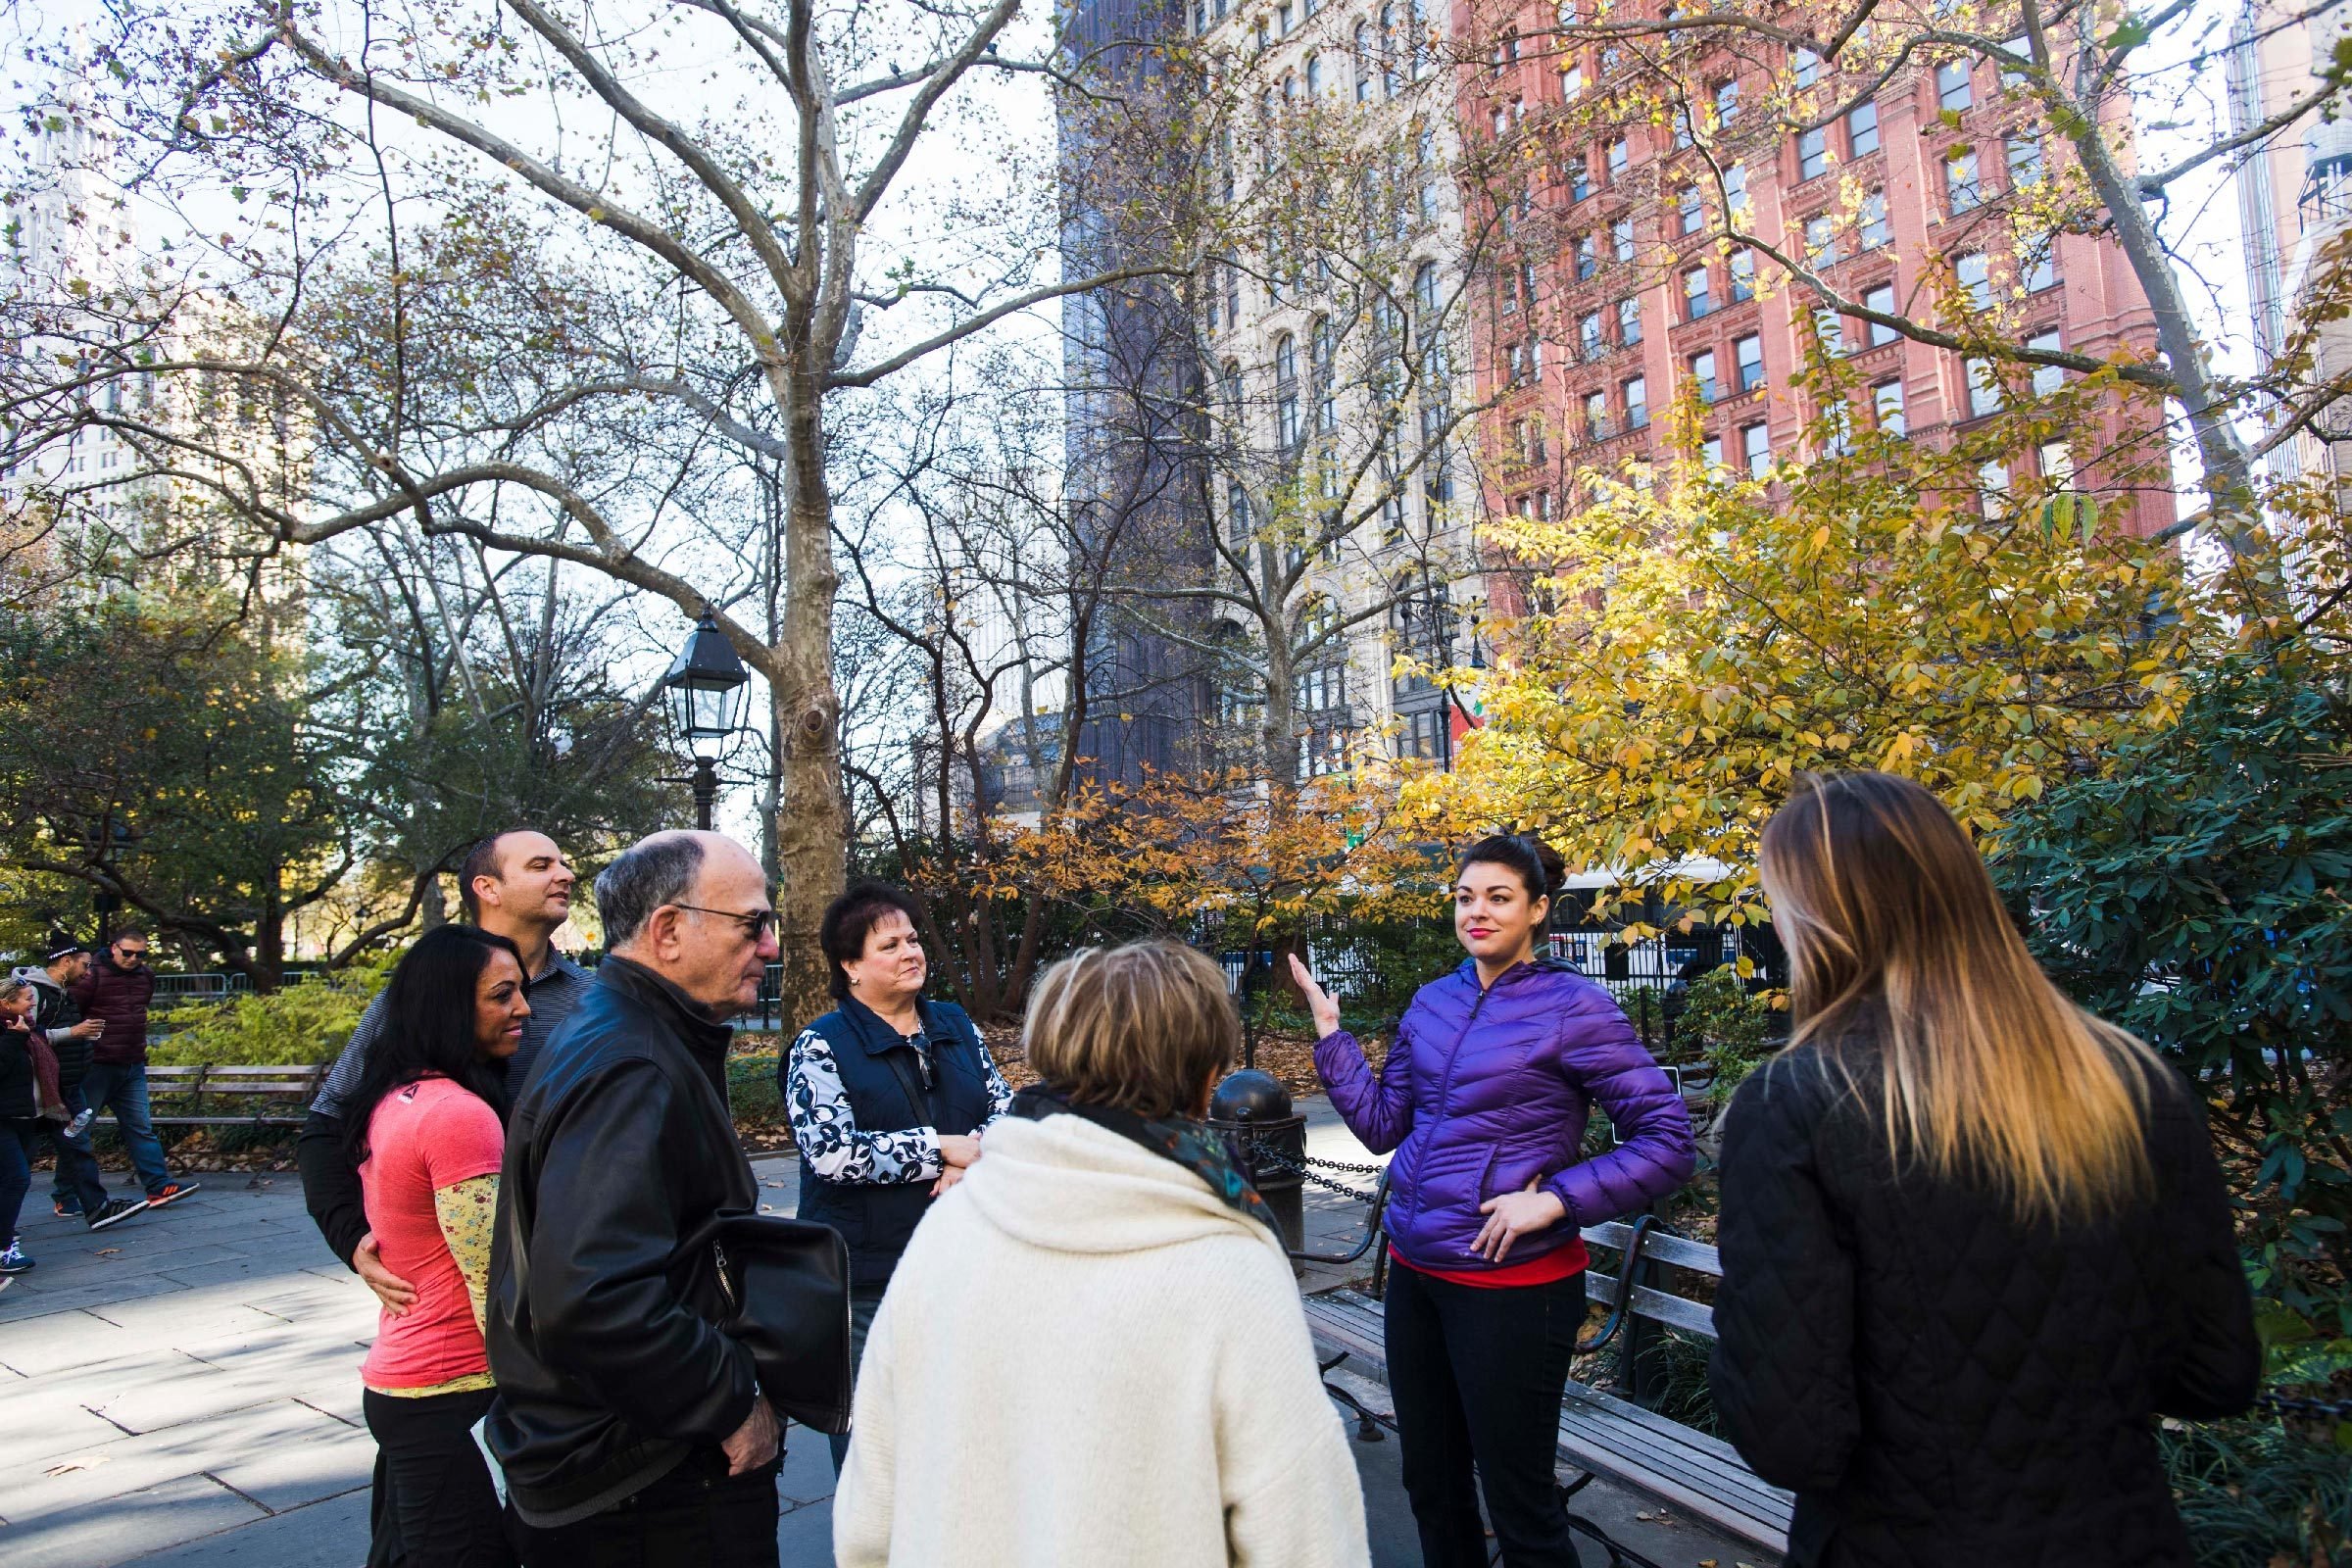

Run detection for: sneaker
[[0, 1242, 33, 1275], [86, 1198, 144, 1233], [52, 1198, 83, 1220], [65, 1107, 94, 1138], [144, 1182, 202, 1209]]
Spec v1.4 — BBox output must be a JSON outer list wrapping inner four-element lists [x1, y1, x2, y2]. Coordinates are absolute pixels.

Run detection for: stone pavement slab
[[1, 1103, 1764, 1567]]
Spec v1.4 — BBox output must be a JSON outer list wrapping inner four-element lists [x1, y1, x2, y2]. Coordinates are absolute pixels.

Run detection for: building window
[[1685, 265, 1714, 318], [1957, 251, 1991, 311], [1585, 389, 1610, 440], [1560, 63, 1584, 99], [1715, 78, 1740, 128], [1966, 356, 2002, 416], [1730, 248, 1755, 302], [1625, 375, 1648, 429], [1735, 332, 1764, 392], [1946, 147, 1982, 213], [1606, 139, 1629, 181], [1724, 164, 1749, 220], [1673, 105, 1694, 148], [2029, 328, 2063, 397], [1580, 311, 1604, 360], [1701, 433, 1725, 473], [1859, 189, 1890, 249], [1936, 60, 1973, 111], [1307, 54, 1325, 95], [1577, 232, 1599, 279], [1865, 283, 1898, 344], [1227, 481, 1252, 546], [1803, 213, 1840, 269], [1823, 398, 1852, 456], [1793, 46, 1820, 87], [1613, 216, 1635, 262], [1873, 378, 1906, 435], [1690, 349, 1719, 404], [1979, 460, 2011, 517], [2022, 233, 2058, 292], [1568, 158, 1592, 204], [1275, 334, 1301, 447], [2008, 135, 2044, 189], [1848, 101, 1880, 157], [2039, 441, 2074, 487], [2001, 33, 2033, 85], [1741, 420, 1771, 477], [1618, 295, 1642, 345], [1679, 184, 1706, 236], [1400, 707, 1446, 760], [1354, 24, 1374, 101], [1798, 125, 1830, 179], [1814, 306, 1847, 357]]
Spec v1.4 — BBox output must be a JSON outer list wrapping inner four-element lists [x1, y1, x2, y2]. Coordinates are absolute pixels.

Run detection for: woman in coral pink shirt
[[344, 924, 531, 1568]]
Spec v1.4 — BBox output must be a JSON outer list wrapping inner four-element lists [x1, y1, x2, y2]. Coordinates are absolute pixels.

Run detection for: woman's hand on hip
[[1287, 956, 1343, 1040], [1473, 1180, 1567, 1262]]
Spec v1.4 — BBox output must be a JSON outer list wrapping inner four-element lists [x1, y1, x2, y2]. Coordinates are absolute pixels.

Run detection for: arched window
[[1311, 317, 1338, 435], [1414, 262, 1441, 318], [1282, 73, 1298, 106], [1274, 334, 1300, 448], [1306, 54, 1323, 96], [1226, 483, 1252, 547], [1353, 24, 1372, 101], [1379, 4, 1399, 96]]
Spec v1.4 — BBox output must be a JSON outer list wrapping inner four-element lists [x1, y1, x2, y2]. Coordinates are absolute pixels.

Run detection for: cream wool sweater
[[832, 1111, 1371, 1568]]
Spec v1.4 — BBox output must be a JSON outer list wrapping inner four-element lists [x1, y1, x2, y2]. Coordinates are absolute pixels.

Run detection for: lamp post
[[662, 612, 753, 831]]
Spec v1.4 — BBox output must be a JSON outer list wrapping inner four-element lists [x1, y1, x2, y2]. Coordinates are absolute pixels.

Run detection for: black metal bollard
[[1207, 1068, 1307, 1256]]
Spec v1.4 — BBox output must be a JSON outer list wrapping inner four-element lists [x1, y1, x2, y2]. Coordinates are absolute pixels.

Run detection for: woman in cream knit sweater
[[833, 941, 1370, 1568]]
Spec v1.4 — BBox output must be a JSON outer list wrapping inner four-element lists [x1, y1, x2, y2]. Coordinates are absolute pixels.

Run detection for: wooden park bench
[[1302, 1216, 1795, 1556], [95, 1063, 329, 1130]]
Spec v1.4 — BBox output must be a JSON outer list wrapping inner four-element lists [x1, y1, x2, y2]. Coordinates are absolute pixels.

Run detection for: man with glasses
[[487, 830, 786, 1568], [69, 928, 201, 1210]]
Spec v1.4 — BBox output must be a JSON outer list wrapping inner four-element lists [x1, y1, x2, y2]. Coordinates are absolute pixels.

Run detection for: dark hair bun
[[1458, 833, 1566, 900]]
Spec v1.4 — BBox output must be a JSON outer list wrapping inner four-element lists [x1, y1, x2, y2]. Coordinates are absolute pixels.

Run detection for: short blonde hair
[[1023, 942, 1238, 1119]]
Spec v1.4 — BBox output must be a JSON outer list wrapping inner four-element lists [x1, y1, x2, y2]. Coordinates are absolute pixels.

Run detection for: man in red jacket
[[70, 928, 200, 1209]]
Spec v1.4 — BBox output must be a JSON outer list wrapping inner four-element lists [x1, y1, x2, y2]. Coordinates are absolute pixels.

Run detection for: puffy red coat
[[72, 955, 157, 1066]]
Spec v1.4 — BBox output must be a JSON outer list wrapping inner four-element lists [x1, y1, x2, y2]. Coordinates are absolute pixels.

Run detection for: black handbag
[[677, 1210, 855, 1435]]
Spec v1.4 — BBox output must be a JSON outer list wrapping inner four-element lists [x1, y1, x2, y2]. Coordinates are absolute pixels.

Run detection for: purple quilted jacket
[[1314, 957, 1695, 1275]]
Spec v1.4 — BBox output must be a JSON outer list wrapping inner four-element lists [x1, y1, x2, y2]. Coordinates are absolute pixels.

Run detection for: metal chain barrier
[[1251, 1143, 1385, 1204]]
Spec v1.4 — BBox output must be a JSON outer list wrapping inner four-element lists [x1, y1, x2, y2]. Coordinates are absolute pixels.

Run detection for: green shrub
[[1675, 966, 1777, 1099], [728, 1050, 784, 1127], [2164, 1416, 2351, 1566], [150, 959, 390, 1067]]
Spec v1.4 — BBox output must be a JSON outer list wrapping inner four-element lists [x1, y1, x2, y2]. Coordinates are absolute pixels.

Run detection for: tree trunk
[[769, 358, 848, 1037]]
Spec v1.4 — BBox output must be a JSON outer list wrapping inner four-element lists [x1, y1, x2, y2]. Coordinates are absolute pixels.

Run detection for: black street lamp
[[662, 612, 753, 831]]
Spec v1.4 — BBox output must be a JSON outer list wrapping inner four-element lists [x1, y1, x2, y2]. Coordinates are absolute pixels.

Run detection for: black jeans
[[1386, 1262, 1587, 1568], [41, 1087, 110, 1217], [363, 1386, 514, 1568], [1, 1117, 32, 1244], [508, 1446, 780, 1568]]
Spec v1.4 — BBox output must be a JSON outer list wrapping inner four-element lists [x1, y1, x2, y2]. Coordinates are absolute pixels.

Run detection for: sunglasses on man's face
[[114, 946, 148, 959], [671, 904, 777, 942]]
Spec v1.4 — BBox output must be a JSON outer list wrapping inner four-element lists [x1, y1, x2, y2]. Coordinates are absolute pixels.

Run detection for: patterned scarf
[[1008, 1083, 1281, 1239]]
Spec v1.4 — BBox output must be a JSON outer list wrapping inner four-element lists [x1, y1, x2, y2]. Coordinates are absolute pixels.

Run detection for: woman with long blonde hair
[[1708, 771, 2258, 1568]]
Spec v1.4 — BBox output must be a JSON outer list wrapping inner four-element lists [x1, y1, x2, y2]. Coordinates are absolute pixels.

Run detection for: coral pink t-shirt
[[358, 1076, 506, 1391]]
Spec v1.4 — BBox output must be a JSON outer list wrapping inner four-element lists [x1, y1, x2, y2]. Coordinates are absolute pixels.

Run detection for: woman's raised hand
[[1287, 955, 1343, 1040]]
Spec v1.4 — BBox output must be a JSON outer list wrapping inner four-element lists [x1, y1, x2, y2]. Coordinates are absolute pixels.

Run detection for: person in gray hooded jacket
[[15, 943, 141, 1232]]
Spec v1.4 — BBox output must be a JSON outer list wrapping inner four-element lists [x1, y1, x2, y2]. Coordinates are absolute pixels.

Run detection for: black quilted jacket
[[1708, 1045, 2259, 1568]]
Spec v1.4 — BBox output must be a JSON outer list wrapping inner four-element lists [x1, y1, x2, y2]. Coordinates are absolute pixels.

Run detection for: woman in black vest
[[785, 880, 1012, 1471]]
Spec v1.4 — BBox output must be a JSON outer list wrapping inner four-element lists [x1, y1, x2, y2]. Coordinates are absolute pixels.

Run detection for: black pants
[[508, 1446, 780, 1568], [363, 1386, 514, 1568], [1386, 1262, 1587, 1568]]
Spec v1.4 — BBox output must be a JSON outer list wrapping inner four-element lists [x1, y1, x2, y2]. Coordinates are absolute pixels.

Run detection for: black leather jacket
[[484, 956, 760, 1527]]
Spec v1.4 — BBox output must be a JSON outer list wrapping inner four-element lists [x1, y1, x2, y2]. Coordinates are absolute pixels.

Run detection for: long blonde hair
[[1758, 771, 2159, 1224]]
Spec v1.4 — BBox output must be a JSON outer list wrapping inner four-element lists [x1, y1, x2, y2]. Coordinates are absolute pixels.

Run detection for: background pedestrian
[[71, 927, 201, 1209]]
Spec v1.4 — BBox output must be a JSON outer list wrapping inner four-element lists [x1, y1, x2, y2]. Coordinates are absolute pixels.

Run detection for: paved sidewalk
[[0, 1102, 1762, 1567]]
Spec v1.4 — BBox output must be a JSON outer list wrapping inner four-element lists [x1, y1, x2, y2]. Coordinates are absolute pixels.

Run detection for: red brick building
[[1458, 11, 2175, 558]]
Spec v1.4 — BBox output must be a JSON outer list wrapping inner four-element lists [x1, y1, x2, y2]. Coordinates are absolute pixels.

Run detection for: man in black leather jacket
[[486, 830, 784, 1567]]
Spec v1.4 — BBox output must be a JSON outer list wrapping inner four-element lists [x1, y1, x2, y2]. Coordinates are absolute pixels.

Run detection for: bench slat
[[1580, 1221, 1724, 1276], [1582, 1271, 1719, 1338]]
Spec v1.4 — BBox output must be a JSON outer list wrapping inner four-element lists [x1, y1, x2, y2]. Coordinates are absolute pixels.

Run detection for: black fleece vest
[[794, 996, 991, 1287]]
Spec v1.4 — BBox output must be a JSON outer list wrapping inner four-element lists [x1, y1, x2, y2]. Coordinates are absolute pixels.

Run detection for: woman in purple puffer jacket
[[1294, 835, 1695, 1568]]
